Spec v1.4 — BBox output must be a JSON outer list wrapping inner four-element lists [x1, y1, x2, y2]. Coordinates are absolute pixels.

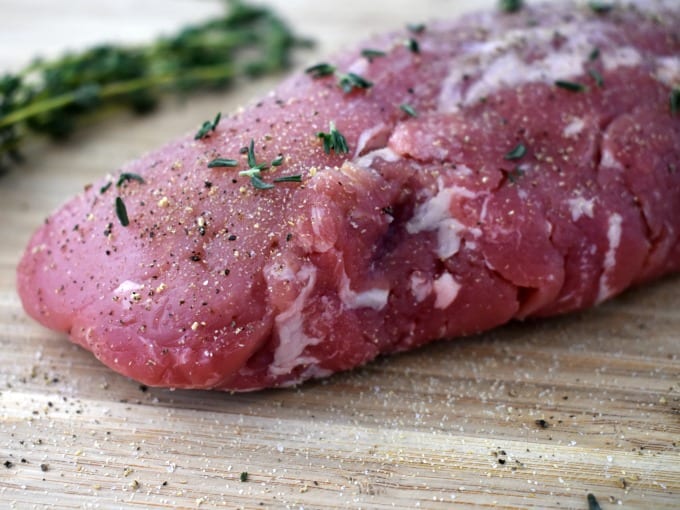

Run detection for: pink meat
[[17, 1, 680, 390]]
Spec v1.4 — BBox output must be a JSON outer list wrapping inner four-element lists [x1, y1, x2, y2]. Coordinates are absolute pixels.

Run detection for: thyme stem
[[0, 0, 311, 173]]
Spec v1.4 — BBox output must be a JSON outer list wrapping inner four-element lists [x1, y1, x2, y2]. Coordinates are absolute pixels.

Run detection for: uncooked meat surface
[[17, 0, 680, 390]]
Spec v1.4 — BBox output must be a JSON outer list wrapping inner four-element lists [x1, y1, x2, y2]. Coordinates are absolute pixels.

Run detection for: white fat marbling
[[270, 265, 322, 376], [567, 196, 596, 222], [563, 117, 586, 138], [409, 273, 433, 303], [597, 213, 623, 303], [339, 270, 389, 311], [354, 147, 401, 169], [433, 272, 461, 309], [406, 181, 482, 259]]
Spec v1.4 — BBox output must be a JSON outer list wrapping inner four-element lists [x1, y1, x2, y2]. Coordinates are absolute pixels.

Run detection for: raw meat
[[17, 0, 680, 390]]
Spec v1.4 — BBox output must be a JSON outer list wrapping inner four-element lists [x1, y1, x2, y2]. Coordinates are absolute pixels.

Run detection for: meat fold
[[17, 0, 680, 390]]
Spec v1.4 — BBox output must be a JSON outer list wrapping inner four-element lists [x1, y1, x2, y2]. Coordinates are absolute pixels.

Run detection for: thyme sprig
[[208, 139, 297, 190], [0, 0, 312, 173], [317, 122, 349, 154]]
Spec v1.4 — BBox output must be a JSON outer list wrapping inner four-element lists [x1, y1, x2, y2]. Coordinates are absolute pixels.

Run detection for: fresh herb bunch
[[0, 0, 311, 173]]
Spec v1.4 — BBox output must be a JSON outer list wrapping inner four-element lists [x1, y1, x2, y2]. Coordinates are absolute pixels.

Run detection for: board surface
[[0, 1, 678, 508]]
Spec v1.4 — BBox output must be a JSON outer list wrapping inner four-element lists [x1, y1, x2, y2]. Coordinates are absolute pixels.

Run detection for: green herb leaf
[[555, 80, 587, 92], [115, 196, 130, 227], [317, 122, 349, 154], [589, 47, 600, 61], [305, 62, 336, 78], [588, 69, 604, 88], [250, 175, 275, 190], [273, 174, 302, 183], [208, 158, 238, 168], [400, 103, 417, 117], [406, 23, 426, 34], [504, 143, 527, 160], [240, 472, 249, 482], [337, 73, 373, 94], [361, 49, 387, 62], [588, 2, 613, 14], [194, 112, 221, 140], [100, 181, 113, 194], [0, 2, 311, 173], [271, 154, 284, 166], [507, 167, 525, 184], [671, 88, 680, 117], [499, 0, 523, 13], [405, 38, 420, 53], [116, 172, 145, 187], [246, 139, 258, 168]]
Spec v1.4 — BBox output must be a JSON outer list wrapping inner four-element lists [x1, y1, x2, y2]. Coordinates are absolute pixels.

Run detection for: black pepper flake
[[40, 463, 49, 472], [535, 419, 550, 429], [190, 254, 201, 262], [139, 384, 148, 392], [103, 223, 113, 236], [224, 269, 231, 276], [228, 234, 237, 241], [204, 181, 213, 188], [406, 23, 426, 34], [3, 460, 13, 469], [286, 233, 293, 242]]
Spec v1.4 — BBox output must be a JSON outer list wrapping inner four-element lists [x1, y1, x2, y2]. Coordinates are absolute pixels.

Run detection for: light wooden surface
[[1, 1, 679, 508]]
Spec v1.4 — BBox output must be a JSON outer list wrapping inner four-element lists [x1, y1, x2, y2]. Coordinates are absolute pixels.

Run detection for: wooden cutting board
[[1, 1, 678, 508]]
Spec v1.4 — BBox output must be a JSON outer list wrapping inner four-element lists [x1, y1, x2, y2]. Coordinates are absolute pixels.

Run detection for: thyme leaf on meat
[[337, 72, 374, 94], [115, 196, 130, 227], [405, 38, 420, 54], [208, 158, 239, 168], [361, 49, 387, 62], [273, 174, 302, 183], [317, 122, 349, 154], [0, 1, 312, 174], [400, 103, 418, 117], [589, 47, 601, 61], [504, 143, 527, 160], [555, 80, 587, 92], [116, 172, 145, 187], [305, 62, 336, 78], [249, 174, 275, 190], [406, 23, 426, 34], [499, 0, 524, 13], [195, 112, 222, 140], [588, 69, 604, 88], [671, 88, 680, 117], [588, 2, 614, 14]]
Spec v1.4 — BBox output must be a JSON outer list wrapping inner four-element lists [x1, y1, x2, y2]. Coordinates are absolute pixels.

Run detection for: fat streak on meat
[[17, 1, 680, 390]]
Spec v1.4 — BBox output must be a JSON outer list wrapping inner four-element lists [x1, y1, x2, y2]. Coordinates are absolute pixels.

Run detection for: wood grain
[[1, 1, 678, 508]]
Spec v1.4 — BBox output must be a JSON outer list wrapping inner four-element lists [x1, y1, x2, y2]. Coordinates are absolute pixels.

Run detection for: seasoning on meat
[[17, 0, 680, 391]]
